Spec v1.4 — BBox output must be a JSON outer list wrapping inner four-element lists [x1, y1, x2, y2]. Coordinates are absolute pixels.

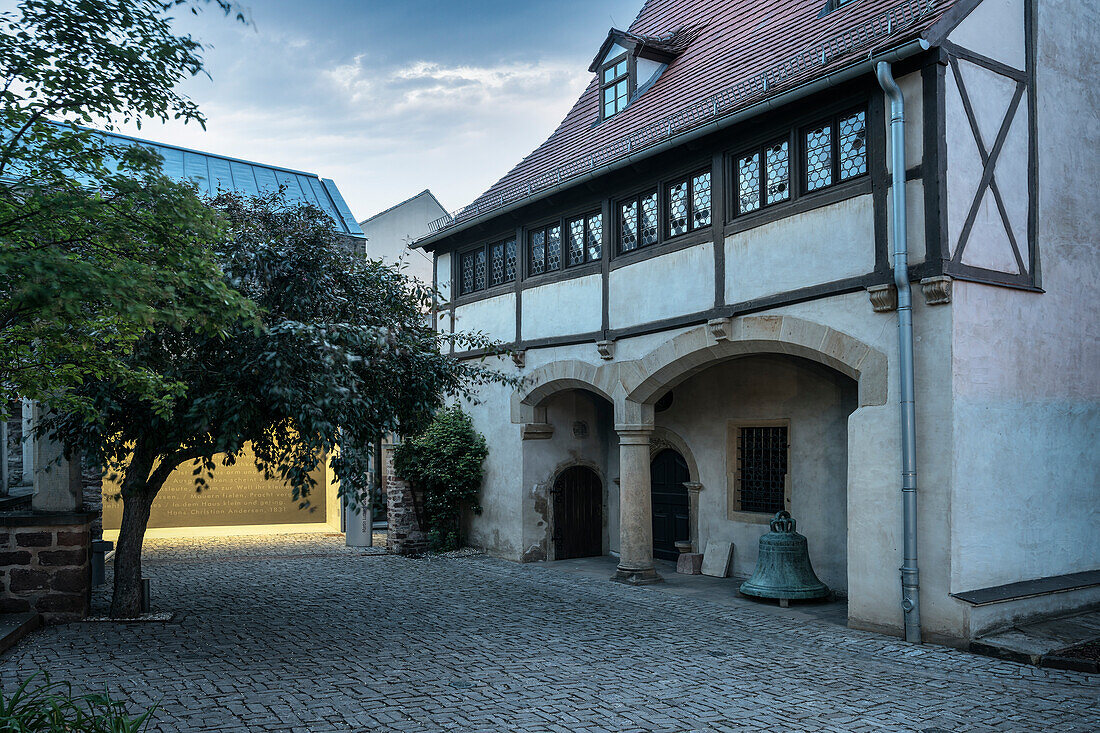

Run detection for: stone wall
[[0, 513, 94, 622], [384, 452, 427, 555], [4, 400, 23, 492]]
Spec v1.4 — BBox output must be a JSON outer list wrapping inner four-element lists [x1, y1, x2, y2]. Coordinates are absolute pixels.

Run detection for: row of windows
[[456, 107, 867, 296]]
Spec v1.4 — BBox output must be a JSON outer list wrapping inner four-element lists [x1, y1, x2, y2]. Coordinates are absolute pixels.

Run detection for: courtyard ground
[[3, 534, 1096, 732]]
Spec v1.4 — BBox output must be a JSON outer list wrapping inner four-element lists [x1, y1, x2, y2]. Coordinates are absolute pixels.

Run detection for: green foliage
[[0, 672, 155, 732], [393, 406, 489, 552], [0, 0, 253, 418], [45, 191, 511, 615]]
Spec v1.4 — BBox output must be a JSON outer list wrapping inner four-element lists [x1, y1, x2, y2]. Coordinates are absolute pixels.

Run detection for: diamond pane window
[[568, 217, 585, 266], [473, 249, 486, 291], [586, 213, 603, 261], [805, 124, 833, 191], [736, 425, 789, 514], [640, 192, 658, 246], [839, 110, 867, 180], [668, 181, 688, 237], [546, 225, 562, 271], [530, 229, 545, 275], [765, 140, 790, 205], [490, 241, 505, 286], [737, 153, 761, 214], [504, 238, 517, 282], [619, 200, 638, 252], [460, 251, 475, 294], [692, 171, 712, 228]]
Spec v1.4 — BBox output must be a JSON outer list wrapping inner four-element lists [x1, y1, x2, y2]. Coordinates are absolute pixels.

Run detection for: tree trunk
[[109, 488, 155, 618]]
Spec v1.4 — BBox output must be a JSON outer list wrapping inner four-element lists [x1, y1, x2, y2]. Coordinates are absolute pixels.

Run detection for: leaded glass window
[[667, 169, 712, 237], [692, 171, 712, 228], [586, 212, 603, 261], [458, 237, 516, 296], [737, 152, 761, 214], [805, 123, 833, 192], [529, 229, 545, 275], [619, 199, 638, 252], [504, 238, 517, 282], [460, 251, 475, 295], [568, 217, 585, 266], [839, 110, 867, 180], [640, 192, 658, 247], [765, 140, 790, 205], [546, 225, 561, 271]]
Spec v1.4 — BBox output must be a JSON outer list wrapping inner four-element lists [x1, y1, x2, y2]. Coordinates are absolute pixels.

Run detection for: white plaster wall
[[435, 252, 451, 304], [359, 192, 445, 285], [725, 196, 875, 304], [462, 356, 524, 559], [453, 293, 516, 343], [655, 355, 857, 590], [609, 243, 713, 329], [949, 0, 1027, 72], [886, 180, 927, 265], [947, 0, 1100, 620], [884, 70, 924, 174], [522, 274, 602, 341]]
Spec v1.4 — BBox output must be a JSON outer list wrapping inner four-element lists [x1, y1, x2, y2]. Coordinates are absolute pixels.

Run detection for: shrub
[[392, 406, 488, 552], [0, 672, 155, 732]]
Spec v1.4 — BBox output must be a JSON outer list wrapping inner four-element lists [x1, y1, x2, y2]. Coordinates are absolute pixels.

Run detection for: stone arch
[[626, 315, 888, 408], [648, 426, 700, 483], [510, 359, 617, 425]]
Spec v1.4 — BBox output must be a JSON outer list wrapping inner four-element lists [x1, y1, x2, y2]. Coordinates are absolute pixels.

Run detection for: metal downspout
[[875, 61, 922, 644]]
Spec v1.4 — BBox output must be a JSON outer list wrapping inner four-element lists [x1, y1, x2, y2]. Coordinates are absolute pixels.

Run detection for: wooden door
[[552, 466, 603, 560], [651, 449, 690, 561]]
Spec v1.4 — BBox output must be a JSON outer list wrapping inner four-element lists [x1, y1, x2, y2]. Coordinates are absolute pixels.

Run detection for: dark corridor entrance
[[651, 449, 689, 561], [552, 466, 603, 559]]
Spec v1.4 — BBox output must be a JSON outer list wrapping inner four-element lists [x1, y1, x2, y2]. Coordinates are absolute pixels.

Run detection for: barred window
[[618, 191, 657, 253], [459, 237, 516, 295], [528, 224, 562, 276], [729, 422, 790, 516], [667, 169, 712, 238], [566, 211, 603, 267]]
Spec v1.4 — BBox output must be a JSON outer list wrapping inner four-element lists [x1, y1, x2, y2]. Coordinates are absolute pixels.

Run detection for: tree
[[0, 0, 252, 418], [48, 192, 508, 617], [393, 406, 488, 552]]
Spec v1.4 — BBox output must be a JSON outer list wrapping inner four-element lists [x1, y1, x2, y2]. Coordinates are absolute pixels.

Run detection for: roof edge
[[417, 37, 931, 252], [359, 188, 447, 226]]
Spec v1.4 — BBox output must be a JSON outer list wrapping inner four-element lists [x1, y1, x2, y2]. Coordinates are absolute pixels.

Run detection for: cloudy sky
[[93, 0, 642, 221]]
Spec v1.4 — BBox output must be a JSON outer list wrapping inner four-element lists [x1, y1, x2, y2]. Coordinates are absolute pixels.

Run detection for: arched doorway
[[553, 466, 603, 559], [650, 449, 689, 561]]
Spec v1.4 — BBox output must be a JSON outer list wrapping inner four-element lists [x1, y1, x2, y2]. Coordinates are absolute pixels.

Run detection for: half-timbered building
[[414, 0, 1098, 644]]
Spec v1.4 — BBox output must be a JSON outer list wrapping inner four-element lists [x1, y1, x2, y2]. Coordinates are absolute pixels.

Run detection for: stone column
[[683, 482, 704, 553], [20, 399, 33, 487], [612, 426, 661, 585], [29, 405, 82, 513]]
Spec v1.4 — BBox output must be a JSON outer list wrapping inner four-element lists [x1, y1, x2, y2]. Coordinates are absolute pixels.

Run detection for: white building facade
[[416, 0, 1098, 644]]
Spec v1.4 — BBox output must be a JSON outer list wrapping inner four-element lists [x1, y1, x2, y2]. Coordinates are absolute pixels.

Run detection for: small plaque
[[701, 540, 734, 578]]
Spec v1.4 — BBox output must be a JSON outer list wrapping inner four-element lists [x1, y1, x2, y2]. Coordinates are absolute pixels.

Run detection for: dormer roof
[[587, 26, 702, 72]]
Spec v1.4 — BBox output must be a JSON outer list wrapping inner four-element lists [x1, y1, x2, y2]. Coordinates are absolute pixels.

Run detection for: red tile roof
[[426, 0, 961, 241]]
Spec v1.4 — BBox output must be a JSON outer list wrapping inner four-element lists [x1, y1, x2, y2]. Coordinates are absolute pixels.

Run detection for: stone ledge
[[0, 510, 97, 527]]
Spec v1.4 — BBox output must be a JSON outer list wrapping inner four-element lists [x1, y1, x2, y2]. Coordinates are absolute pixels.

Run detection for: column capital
[[682, 481, 704, 493], [615, 424, 654, 442]]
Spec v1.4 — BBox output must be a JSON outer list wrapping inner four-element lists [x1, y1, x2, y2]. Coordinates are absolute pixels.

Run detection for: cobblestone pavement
[[4, 534, 1097, 732]]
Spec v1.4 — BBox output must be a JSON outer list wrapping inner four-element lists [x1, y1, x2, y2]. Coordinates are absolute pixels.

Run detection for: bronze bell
[[740, 511, 829, 606]]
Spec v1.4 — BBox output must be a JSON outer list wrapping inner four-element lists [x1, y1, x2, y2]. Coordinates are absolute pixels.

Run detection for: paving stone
[[3, 533, 1096, 732]]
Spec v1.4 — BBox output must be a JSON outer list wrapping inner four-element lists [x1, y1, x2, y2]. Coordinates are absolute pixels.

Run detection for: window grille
[[737, 153, 761, 214], [735, 424, 789, 514], [459, 236, 516, 295], [640, 192, 658, 247], [568, 217, 585, 266], [667, 169, 712, 238], [529, 229, 545, 275], [619, 199, 639, 252]]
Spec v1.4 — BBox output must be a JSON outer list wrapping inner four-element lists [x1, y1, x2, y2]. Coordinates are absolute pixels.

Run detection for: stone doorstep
[[0, 612, 41, 654], [969, 608, 1100, 673]]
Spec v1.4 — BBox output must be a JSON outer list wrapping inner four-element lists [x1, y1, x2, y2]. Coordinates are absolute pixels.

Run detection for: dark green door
[[651, 449, 689, 561]]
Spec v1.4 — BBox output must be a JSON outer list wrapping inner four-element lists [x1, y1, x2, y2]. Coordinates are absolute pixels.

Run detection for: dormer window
[[601, 52, 632, 119], [589, 26, 701, 123]]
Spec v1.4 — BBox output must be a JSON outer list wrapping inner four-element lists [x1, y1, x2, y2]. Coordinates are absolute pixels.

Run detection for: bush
[[392, 406, 488, 552], [0, 672, 155, 732]]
